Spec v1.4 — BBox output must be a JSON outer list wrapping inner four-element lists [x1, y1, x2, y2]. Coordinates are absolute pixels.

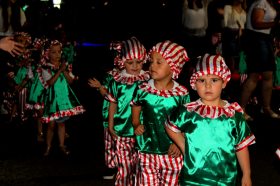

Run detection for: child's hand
[[168, 143, 182, 158], [241, 175, 252, 186], [108, 126, 118, 140], [59, 62, 67, 72], [7, 72, 15, 78], [134, 125, 145, 136], [88, 78, 101, 89]]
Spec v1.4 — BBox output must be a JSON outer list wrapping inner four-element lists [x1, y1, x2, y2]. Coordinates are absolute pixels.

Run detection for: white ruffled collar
[[185, 99, 243, 118], [112, 69, 150, 84], [139, 79, 189, 97]]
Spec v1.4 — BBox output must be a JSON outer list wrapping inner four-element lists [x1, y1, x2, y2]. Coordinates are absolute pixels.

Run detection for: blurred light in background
[[53, 0, 62, 9]]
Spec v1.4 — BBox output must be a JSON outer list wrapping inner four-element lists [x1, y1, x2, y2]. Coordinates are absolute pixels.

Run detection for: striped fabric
[[111, 37, 147, 69], [149, 40, 189, 79], [115, 136, 137, 186], [185, 99, 243, 118], [137, 152, 182, 186], [104, 128, 117, 168], [190, 54, 231, 90]]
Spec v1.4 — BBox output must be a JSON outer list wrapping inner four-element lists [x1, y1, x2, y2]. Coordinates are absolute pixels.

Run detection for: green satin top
[[107, 69, 150, 137], [101, 71, 115, 128], [28, 68, 44, 105], [167, 99, 255, 185], [131, 80, 190, 154]]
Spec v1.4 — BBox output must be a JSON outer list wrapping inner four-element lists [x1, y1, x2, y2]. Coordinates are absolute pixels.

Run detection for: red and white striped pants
[[115, 136, 137, 186], [104, 128, 117, 168], [136, 152, 183, 186]]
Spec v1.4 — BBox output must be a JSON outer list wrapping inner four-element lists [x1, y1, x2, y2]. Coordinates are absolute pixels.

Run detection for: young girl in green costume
[[165, 54, 255, 186], [106, 37, 149, 186], [131, 40, 190, 186], [40, 40, 85, 156]]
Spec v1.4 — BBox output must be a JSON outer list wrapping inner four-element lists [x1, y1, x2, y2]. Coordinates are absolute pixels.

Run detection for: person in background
[[240, 0, 280, 120], [131, 40, 190, 186], [222, 0, 247, 73], [166, 54, 255, 186], [0, 0, 27, 36]]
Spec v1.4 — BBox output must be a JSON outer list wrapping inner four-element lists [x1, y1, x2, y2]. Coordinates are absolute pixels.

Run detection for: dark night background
[[0, 0, 279, 185]]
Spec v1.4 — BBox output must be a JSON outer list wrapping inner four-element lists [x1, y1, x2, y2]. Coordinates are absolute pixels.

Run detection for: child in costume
[[5, 32, 33, 121], [165, 54, 255, 186], [87, 42, 122, 179], [131, 40, 190, 186], [25, 37, 48, 142], [106, 37, 150, 186], [40, 40, 85, 156]]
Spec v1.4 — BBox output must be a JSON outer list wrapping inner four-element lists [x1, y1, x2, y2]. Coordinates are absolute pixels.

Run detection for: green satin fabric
[[62, 44, 75, 64], [43, 69, 81, 117], [169, 106, 252, 185], [132, 88, 190, 154], [109, 80, 142, 137], [14, 66, 27, 85], [28, 71, 44, 104], [101, 73, 114, 128]]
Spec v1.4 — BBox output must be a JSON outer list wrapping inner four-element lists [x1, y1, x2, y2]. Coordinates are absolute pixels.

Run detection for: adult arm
[[0, 36, 24, 57]]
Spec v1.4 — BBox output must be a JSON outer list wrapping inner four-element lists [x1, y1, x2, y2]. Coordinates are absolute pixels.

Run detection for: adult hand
[[0, 36, 24, 57]]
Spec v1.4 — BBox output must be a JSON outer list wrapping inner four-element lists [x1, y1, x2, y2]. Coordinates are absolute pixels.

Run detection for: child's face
[[149, 52, 172, 81], [49, 44, 62, 64], [124, 59, 143, 75], [195, 74, 227, 106]]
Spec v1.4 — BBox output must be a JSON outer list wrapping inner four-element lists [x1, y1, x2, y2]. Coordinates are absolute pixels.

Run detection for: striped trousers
[[136, 152, 183, 186], [115, 136, 137, 186], [104, 128, 117, 168]]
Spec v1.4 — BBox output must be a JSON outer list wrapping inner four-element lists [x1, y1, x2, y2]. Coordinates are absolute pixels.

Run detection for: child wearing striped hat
[[131, 40, 190, 185], [105, 37, 150, 186], [165, 54, 255, 186]]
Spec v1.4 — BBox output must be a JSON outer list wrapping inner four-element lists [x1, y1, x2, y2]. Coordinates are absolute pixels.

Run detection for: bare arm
[[88, 78, 108, 97], [236, 147, 252, 186], [108, 102, 118, 139], [131, 105, 145, 135], [165, 126, 185, 154], [252, 8, 277, 29], [47, 63, 66, 86], [63, 71, 74, 84]]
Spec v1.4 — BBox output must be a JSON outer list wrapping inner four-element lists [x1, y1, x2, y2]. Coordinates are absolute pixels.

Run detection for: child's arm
[[108, 102, 118, 139], [131, 105, 145, 135], [63, 70, 74, 84], [88, 78, 107, 97], [47, 63, 66, 86], [165, 127, 185, 154], [236, 147, 252, 186]]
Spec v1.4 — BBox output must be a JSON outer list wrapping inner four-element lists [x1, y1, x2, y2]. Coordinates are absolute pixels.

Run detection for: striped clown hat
[[110, 37, 147, 69], [149, 40, 189, 79], [190, 54, 231, 90]]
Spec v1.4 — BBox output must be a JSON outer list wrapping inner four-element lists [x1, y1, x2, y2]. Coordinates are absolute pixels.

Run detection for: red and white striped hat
[[149, 40, 189, 79], [190, 54, 231, 90], [110, 37, 147, 69]]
